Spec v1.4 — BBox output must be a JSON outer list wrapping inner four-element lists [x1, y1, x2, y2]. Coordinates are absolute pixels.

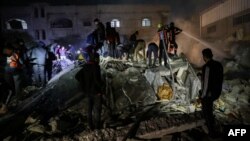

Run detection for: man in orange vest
[[1, 45, 12, 115], [5, 44, 25, 99]]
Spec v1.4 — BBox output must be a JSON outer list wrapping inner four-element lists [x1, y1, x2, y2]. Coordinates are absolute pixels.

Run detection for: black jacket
[[75, 63, 102, 94], [201, 59, 223, 100]]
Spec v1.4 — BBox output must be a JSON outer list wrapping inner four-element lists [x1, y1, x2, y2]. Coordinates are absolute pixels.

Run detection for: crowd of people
[[0, 19, 183, 116], [84, 19, 183, 66]]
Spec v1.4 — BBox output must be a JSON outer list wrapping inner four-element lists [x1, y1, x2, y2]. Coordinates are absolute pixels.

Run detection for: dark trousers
[[147, 45, 158, 66], [159, 40, 167, 66], [45, 65, 52, 82], [201, 98, 215, 134], [0, 80, 11, 104], [87, 93, 102, 130], [33, 65, 46, 87], [108, 43, 116, 58], [169, 41, 178, 55], [5, 68, 24, 99]]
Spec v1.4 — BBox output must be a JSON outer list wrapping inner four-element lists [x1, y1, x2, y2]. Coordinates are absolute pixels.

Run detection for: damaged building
[[200, 0, 250, 41]]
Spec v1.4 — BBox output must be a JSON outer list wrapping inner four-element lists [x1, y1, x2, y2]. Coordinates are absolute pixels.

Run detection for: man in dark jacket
[[199, 48, 223, 137], [106, 22, 119, 58], [93, 18, 105, 50], [75, 45, 102, 130], [129, 31, 138, 49]]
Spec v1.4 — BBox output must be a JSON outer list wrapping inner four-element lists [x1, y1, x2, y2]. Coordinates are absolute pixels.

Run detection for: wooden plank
[[137, 119, 205, 139]]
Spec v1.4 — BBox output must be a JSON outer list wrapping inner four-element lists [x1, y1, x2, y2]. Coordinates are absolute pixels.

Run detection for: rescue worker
[[158, 24, 168, 66], [105, 22, 119, 58], [5, 44, 24, 99], [166, 22, 182, 56], [147, 42, 158, 67], [129, 30, 139, 49], [59, 46, 67, 60], [0, 40, 11, 115], [76, 48, 85, 64], [93, 18, 105, 50], [133, 39, 146, 62], [45, 47, 56, 82], [29, 42, 48, 87], [199, 48, 223, 138], [75, 45, 102, 130]]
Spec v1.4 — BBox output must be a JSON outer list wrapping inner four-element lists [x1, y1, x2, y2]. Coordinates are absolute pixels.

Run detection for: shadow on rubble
[[0, 86, 87, 140]]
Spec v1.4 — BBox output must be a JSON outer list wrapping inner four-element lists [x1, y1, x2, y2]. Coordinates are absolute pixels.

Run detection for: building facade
[[0, 3, 169, 44], [200, 0, 250, 41]]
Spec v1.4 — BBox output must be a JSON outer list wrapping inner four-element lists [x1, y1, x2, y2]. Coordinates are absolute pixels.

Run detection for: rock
[[27, 124, 45, 133], [25, 115, 38, 124]]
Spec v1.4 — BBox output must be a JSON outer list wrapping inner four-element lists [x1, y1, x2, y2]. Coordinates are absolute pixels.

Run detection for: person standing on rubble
[[0, 38, 11, 115], [147, 42, 158, 67], [105, 21, 119, 58], [129, 30, 139, 49], [157, 24, 168, 66], [166, 22, 182, 56], [93, 18, 105, 51], [45, 46, 56, 82], [75, 45, 102, 130], [4, 40, 27, 100], [199, 48, 223, 138]]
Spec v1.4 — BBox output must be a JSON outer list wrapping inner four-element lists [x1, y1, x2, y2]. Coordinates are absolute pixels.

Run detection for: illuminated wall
[[0, 3, 169, 44]]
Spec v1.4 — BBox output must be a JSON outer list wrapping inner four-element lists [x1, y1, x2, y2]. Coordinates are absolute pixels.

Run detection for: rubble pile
[[214, 79, 250, 124], [1, 55, 250, 140]]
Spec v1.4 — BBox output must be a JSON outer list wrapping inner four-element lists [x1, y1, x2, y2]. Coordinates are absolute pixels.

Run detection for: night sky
[[0, 0, 218, 18]]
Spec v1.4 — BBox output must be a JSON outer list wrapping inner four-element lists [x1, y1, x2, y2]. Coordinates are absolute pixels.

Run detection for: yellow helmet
[[157, 23, 162, 29]]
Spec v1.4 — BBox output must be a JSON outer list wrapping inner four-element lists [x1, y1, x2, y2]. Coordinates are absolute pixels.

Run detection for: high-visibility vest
[[78, 54, 84, 60], [9, 53, 22, 69]]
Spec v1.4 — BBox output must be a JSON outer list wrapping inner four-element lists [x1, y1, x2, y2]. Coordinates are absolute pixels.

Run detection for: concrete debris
[[25, 115, 39, 124], [100, 57, 128, 71], [213, 78, 250, 124], [74, 112, 204, 141], [224, 61, 239, 73], [233, 46, 250, 69], [1, 54, 249, 140], [23, 86, 41, 94], [48, 117, 59, 133], [27, 124, 45, 133]]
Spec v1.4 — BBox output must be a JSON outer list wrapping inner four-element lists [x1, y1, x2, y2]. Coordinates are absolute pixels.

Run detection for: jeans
[[147, 44, 158, 66]]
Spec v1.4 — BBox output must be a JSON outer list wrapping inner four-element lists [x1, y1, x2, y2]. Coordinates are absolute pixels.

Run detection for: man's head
[[202, 48, 213, 62], [85, 45, 99, 63], [13, 38, 25, 49], [157, 23, 162, 29], [106, 22, 111, 28], [94, 18, 99, 25], [170, 22, 174, 27]]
